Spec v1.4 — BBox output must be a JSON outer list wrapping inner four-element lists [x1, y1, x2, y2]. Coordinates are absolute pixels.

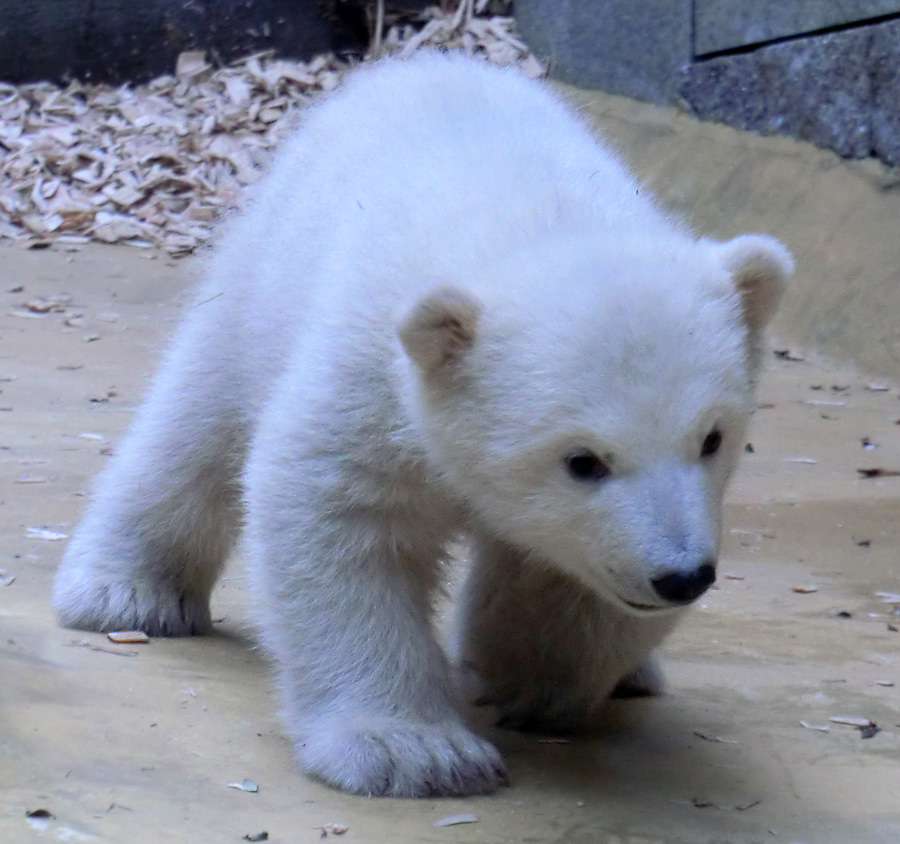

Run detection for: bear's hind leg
[[453, 536, 678, 733], [53, 313, 248, 636]]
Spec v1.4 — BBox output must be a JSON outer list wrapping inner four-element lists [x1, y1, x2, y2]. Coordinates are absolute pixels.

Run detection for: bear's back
[[220, 54, 669, 308]]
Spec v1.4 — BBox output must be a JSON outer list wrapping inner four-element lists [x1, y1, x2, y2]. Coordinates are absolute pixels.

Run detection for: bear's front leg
[[244, 413, 505, 797], [454, 536, 681, 733]]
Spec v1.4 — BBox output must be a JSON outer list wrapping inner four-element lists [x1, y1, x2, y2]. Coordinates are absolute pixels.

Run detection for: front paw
[[295, 715, 507, 797], [53, 566, 211, 636]]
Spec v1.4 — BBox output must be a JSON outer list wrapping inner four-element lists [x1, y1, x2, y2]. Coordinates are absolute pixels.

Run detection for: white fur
[[52, 52, 792, 796]]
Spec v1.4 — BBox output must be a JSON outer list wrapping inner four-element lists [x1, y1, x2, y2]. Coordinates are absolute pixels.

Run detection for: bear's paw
[[53, 568, 212, 637], [296, 716, 507, 797]]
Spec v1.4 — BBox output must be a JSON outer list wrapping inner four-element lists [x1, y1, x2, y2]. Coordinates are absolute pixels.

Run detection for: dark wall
[[0, 0, 373, 84]]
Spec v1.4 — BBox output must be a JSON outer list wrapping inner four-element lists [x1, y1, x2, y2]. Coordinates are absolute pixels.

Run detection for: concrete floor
[[2, 89, 900, 843]]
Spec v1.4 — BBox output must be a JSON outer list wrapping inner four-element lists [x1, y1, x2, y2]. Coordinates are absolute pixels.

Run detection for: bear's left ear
[[720, 234, 794, 336], [398, 285, 482, 374]]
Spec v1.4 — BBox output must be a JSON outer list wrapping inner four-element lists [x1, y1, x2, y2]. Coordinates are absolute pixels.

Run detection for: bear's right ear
[[398, 286, 482, 374]]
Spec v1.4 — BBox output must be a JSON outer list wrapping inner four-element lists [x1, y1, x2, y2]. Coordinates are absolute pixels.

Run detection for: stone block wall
[[516, 0, 900, 165]]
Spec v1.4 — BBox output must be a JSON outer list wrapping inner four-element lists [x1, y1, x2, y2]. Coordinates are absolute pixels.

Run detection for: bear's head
[[398, 232, 793, 615]]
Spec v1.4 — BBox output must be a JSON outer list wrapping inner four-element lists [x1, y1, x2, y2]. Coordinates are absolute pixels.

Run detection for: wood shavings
[[829, 715, 873, 727], [434, 813, 479, 827], [792, 585, 819, 594], [25, 526, 68, 540], [107, 630, 150, 644], [321, 822, 348, 836], [24, 294, 71, 313], [0, 3, 541, 256]]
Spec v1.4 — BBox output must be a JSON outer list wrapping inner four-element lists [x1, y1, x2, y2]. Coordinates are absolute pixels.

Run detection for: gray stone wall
[[516, 0, 900, 165]]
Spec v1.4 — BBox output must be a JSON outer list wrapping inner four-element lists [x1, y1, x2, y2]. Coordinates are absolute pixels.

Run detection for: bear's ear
[[398, 285, 482, 373], [721, 234, 794, 336]]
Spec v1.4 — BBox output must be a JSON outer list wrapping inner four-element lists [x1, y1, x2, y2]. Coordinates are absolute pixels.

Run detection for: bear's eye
[[701, 429, 723, 458], [565, 449, 610, 482]]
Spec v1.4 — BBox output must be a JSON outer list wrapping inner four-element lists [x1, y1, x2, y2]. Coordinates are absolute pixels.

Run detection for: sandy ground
[[2, 93, 900, 844]]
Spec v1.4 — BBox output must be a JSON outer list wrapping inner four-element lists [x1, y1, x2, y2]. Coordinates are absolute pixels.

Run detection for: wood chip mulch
[[0, 1, 542, 256]]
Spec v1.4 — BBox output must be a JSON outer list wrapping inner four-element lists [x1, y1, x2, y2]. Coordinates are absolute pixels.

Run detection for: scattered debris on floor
[[320, 821, 348, 836], [773, 349, 805, 362], [25, 526, 68, 541], [106, 630, 150, 644], [692, 730, 739, 744], [687, 796, 762, 811], [0, 2, 539, 256], [227, 779, 260, 793], [792, 585, 818, 594], [829, 715, 874, 728], [68, 637, 139, 657], [433, 813, 480, 827], [857, 467, 900, 478], [242, 832, 268, 842]]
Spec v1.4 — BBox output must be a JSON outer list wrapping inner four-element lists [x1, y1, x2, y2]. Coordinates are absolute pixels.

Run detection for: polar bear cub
[[53, 51, 792, 797]]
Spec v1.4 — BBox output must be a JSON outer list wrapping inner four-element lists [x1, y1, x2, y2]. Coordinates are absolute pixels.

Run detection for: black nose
[[651, 562, 716, 604]]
